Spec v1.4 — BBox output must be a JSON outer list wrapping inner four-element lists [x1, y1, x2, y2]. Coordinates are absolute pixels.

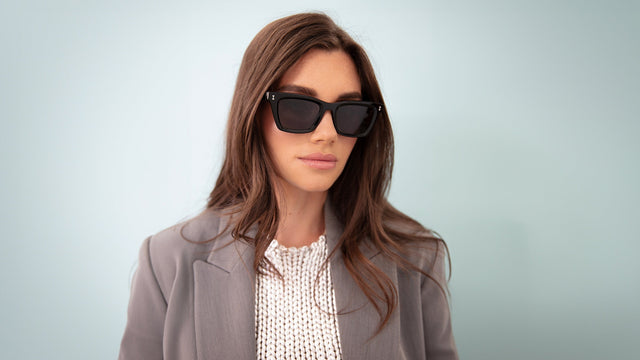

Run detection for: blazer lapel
[[192, 215, 257, 360], [325, 202, 401, 360]]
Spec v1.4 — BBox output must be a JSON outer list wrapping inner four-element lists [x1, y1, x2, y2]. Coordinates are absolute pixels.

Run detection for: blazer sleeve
[[119, 236, 166, 360], [422, 246, 459, 360]]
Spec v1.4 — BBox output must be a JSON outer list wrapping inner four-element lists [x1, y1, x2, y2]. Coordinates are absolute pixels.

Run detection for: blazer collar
[[205, 213, 254, 272], [194, 201, 399, 360], [204, 200, 381, 268]]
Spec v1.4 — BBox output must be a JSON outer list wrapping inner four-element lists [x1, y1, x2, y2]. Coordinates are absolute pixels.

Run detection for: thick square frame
[[265, 91, 383, 138]]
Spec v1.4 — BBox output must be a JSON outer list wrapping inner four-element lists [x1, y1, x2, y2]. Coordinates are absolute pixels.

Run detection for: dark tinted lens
[[277, 98, 320, 131], [335, 104, 376, 136]]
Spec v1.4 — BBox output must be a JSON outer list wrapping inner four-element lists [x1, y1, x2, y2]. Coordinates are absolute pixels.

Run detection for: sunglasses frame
[[265, 91, 383, 138]]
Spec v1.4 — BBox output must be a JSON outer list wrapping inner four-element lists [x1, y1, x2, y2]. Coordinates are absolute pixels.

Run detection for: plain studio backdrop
[[1, 0, 638, 359]]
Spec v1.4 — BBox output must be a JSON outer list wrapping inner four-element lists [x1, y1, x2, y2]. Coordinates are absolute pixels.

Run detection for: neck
[[273, 182, 327, 248]]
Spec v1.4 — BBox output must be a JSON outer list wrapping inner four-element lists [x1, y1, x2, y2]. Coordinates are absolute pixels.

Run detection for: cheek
[[341, 137, 358, 158], [261, 107, 302, 160]]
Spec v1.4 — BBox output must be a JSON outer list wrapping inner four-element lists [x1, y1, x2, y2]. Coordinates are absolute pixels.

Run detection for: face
[[261, 49, 360, 195]]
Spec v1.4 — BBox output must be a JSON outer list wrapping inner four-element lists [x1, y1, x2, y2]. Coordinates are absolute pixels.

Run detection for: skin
[[261, 49, 361, 247]]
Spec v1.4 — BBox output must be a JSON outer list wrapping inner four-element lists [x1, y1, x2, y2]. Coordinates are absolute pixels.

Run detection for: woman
[[119, 12, 458, 360]]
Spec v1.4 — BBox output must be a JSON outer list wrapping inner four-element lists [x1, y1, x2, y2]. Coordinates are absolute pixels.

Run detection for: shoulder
[[383, 215, 449, 282], [142, 208, 229, 294], [148, 209, 223, 260], [409, 228, 446, 262], [405, 232, 449, 283], [380, 205, 445, 262]]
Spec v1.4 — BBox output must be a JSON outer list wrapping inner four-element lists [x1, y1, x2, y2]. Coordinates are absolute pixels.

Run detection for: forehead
[[277, 49, 361, 98]]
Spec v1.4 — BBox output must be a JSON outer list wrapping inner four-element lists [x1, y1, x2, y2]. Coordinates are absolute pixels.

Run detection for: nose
[[310, 110, 338, 143]]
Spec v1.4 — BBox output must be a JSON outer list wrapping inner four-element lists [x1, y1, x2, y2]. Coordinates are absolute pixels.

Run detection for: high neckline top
[[255, 234, 343, 360]]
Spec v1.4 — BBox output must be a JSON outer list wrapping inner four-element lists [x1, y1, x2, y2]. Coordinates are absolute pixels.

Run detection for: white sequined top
[[255, 235, 343, 360]]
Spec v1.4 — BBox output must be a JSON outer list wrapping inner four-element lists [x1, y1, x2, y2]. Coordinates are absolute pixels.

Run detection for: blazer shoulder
[[144, 209, 226, 294], [385, 220, 448, 281], [149, 208, 224, 256]]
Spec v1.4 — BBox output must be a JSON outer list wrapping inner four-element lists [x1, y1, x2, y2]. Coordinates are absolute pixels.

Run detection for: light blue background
[[1, 1, 638, 359]]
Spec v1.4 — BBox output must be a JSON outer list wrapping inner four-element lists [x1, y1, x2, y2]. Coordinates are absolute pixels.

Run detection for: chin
[[299, 183, 334, 193], [294, 178, 338, 193]]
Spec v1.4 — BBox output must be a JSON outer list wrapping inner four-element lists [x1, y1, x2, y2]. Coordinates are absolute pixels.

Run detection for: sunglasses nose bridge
[[312, 105, 339, 139], [317, 102, 340, 131]]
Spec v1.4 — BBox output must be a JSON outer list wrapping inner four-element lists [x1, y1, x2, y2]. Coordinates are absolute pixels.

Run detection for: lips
[[299, 153, 337, 170]]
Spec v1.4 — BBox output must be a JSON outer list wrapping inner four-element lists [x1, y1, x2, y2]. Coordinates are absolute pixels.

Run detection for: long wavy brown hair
[[205, 12, 450, 334]]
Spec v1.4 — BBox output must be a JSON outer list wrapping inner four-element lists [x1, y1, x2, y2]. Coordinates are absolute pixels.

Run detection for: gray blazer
[[119, 202, 458, 359]]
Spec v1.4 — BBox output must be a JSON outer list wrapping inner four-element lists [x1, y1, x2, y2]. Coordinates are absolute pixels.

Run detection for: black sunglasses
[[265, 91, 383, 138]]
